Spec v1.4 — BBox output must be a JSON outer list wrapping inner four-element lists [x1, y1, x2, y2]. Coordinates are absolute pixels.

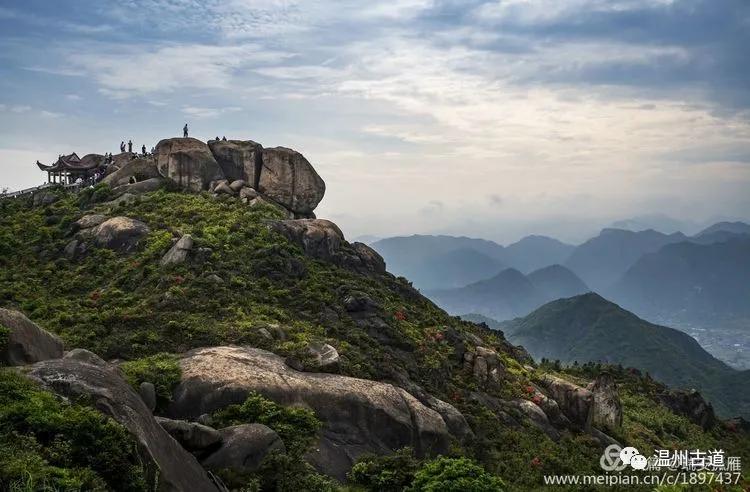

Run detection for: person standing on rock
[[183, 123, 189, 138], [142, 144, 146, 155], [120, 141, 125, 152], [128, 140, 133, 153]]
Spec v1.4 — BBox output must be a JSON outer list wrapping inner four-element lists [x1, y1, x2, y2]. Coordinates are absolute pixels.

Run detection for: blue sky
[[0, 0, 748, 242]]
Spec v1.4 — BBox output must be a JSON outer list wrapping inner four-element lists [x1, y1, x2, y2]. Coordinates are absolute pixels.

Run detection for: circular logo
[[620, 447, 640, 465], [600, 444, 628, 472]]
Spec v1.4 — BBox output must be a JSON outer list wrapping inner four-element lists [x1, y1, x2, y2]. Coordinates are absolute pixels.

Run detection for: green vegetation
[[0, 368, 147, 491], [1, 188, 748, 491], [211, 392, 334, 491], [120, 352, 181, 411]]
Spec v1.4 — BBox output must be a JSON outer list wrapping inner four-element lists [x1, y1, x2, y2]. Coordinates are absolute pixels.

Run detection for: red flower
[[532, 395, 543, 405], [525, 385, 535, 394], [434, 332, 444, 341], [394, 310, 406, 321], [531, 457, 542, 467], [89, 290, 101, 301], [174, 275, 185, 285]]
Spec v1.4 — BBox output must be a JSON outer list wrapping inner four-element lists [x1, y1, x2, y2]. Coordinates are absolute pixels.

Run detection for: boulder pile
[[104, 137, 326, 218]]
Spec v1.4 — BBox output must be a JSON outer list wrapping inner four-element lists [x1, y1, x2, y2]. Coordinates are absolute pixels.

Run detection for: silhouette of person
[[128, 140, 133, 153], [120, 141, 125, 152], [183, 123, 189, 138], [215, 136, 220, 141], [222, 136, 227, 141], [142, 144, 146, 155]]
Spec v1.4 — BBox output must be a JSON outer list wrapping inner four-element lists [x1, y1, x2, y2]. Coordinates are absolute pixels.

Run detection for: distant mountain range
[[609, 236, 750, 322], [371, 234, 573, 289], [425, 265, 589, 321], [500, 293, 750, 418]]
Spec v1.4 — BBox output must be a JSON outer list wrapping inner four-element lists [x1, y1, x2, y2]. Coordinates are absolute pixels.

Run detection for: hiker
[[120, 141, 125, 152], [183, 123, 189, 138], [142, 144, 146, 155], [215, 136, 220, 141], [222, 136, 227, 141], [128, 140, 133, 153]]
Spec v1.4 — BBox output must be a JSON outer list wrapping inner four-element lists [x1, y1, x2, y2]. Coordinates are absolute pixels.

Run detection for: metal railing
[[0, 182, 84, 200]]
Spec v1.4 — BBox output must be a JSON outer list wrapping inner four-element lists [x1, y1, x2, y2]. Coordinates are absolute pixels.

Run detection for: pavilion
[[36, 153, 106, 184]]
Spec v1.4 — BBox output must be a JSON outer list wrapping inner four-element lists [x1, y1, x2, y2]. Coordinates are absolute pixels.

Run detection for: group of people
[[119, 140, 154, 157]]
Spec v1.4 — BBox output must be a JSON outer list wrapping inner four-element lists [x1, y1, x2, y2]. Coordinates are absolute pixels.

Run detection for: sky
[[0, 0, 748, 244]]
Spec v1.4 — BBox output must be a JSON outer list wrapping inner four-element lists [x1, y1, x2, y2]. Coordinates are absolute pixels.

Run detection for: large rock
[[271, 219, 386, 275], [201, 424, 284, 473], [0, 309, 63, 366], [208, 140, 263, 187], [539, 374, 593, 429], [102, 158, 160, 187], [26, 358, 217, 492], [75, 214, 108, 230], [112, 177, 165, 196], [167, 346, 455, 480], [161, 234, 194, 266], [94, 217, 150, 252], [587, 374, 623, 431], [155, 138, 224, 192], [258, 147, 325, 214], [155, 417, 222, 452]]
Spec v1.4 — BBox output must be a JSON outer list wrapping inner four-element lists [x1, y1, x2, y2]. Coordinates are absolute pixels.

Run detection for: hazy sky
[[1, 0, 748, 243]]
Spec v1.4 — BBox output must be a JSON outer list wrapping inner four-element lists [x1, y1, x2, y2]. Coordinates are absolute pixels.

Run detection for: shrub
[[212, 391, 321, 456], [408, 456, 505, 492], [348, 448, 421, 491], [0, 369, 147, 491], [120, 353, 181, 410]]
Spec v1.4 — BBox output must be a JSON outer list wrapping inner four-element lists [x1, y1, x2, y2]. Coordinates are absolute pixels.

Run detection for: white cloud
[[181, 106, 243, 119]]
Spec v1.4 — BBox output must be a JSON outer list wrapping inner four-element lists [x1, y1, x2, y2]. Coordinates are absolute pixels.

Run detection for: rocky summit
[[0, 134, 748, 492], [103, 136, 325, 217]]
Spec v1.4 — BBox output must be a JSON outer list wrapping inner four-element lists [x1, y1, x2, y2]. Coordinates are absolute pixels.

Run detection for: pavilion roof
[[37, 153, 105, 172]]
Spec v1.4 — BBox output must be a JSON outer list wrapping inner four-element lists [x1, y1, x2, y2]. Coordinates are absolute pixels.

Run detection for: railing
[[0, 182, 84, 200]]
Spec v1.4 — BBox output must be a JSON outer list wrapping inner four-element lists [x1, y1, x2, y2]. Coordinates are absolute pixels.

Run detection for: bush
[[0, 369, 147, 491], [408, 456, 505, 492], [348, 448, 421, 491], [212, 391, 321, 456], [120, 353, 181, 410]]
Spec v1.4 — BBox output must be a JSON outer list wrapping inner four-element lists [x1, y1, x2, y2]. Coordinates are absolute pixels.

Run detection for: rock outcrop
[[26, 357, 218, 492], [201, 424, 285, 473], [167, 346, 456, 480], [259, 147, 325, 215], [161, 234, 194, 266], [271, 219, 386, 275], [155, 417, 222, 452], [156, 138, 224, 192], [539, 375, 593, 429], [102, 158, 160, 187], [587, 374, 623, 430], [93, 217, 150, 252], [0, 309, 63, 366], [657, 389, 716, 430], [208, 139, 263, 187]]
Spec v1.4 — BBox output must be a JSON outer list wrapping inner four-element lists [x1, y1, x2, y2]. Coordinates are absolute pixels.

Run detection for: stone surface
[[75, 214, 108, 230], [102, 158, 160, 187], [540, 374, 593, 429], [271, 219, 386, 275], [94, 217, 150, 253], [139, 382, 157, 412], [167, 346, 456, 480], [155, 138, 224, 192], [258, 147, 325, 214], [229, 179, 246, 192], [0, 309, 64, 366], [26, 358, 217, 492], [155, 417, 222, 452], [587, 374, 623, 430], [306, 342, 340, 371], [464, 347, 505, 387], [64, 348, 107, 366], [112, 177, 165, 196], [33, 191, 58, 207], [161, 234, 194, 266], [239, 187, 259, 202], [208, 140, 263, 186], [201, 424, 284, 473], [213, 182, 235, 195]]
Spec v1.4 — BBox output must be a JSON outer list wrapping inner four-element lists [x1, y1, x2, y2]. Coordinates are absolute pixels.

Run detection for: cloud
[[181, 106, 243, 119]]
